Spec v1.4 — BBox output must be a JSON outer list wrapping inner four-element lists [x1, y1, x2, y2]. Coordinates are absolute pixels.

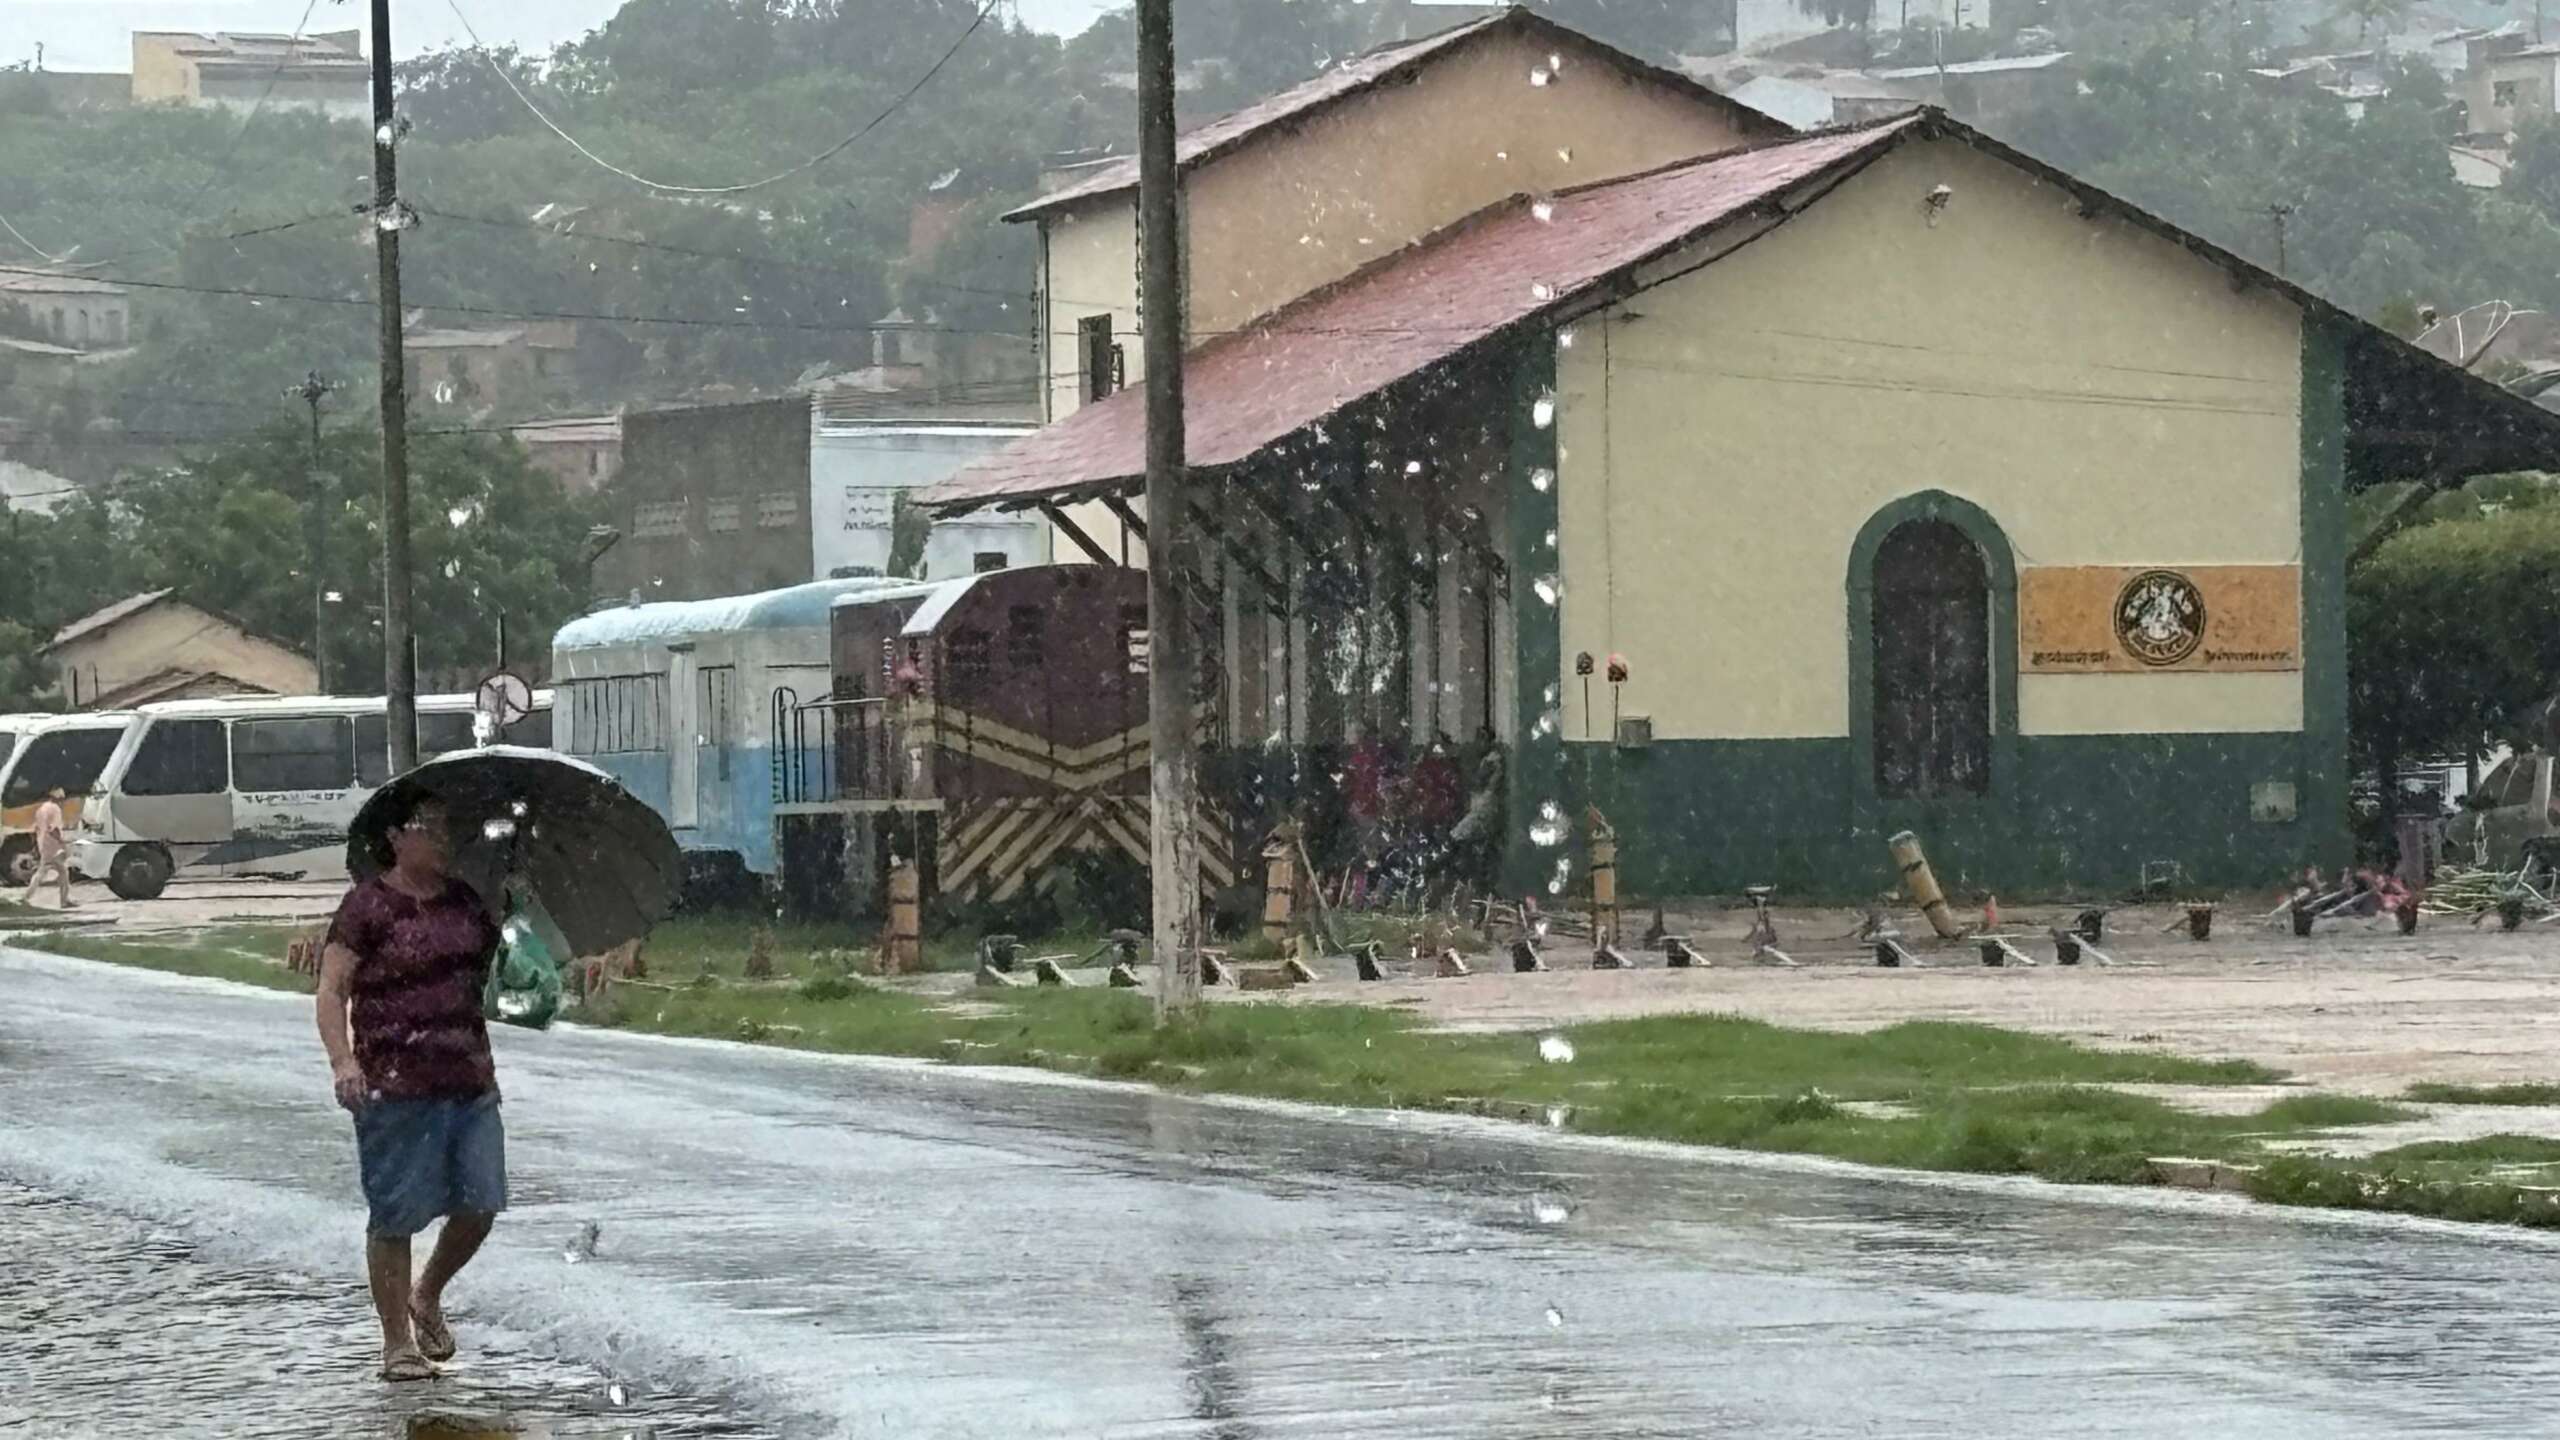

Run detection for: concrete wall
[[2466, 50, 2560, 135], [6, 293, 130, 350], [809, 425, 1049, 580], [130, 34, 195, 103], [54, 604, 316, 709], [599, 399, 814, 602], [1554, 138, 2304, 746]]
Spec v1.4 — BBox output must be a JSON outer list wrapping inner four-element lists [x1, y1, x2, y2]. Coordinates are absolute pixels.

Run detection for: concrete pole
[[370, 0, 418, 770], [1137, 0, 1202, 1019], [290, 370, 337, 694]]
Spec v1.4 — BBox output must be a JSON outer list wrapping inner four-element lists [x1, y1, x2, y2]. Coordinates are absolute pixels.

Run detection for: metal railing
[[771, 686, 892, 805]]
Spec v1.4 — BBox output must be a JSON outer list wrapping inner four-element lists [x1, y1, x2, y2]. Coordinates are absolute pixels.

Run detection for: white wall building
[[810, 419, 1046, 582], [1735, 0, 1985, 53]]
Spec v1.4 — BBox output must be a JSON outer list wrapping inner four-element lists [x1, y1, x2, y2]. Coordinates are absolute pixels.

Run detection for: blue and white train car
[[551, 577, 914, 891]]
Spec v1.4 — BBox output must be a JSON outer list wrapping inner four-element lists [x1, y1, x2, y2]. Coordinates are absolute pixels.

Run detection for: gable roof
[[1005, 6, 1785, 223], [48, 589, 177, 649], [925, 108, 2560, 513], [930, 118, 1920, 509]]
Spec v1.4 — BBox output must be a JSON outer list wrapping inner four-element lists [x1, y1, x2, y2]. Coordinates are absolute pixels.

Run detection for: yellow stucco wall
[[130, 34, 197, 104], [1042, 203, 1143, 425], [1178, 29, 1757, 338], [1555, 137, 2305, 743], [1031, 28, 1758, 571], [55, 605, 316, 707]]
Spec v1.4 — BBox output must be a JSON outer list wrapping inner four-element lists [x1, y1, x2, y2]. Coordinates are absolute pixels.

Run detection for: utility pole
[[288, 370, 339, 694], [369, 0, 419, 770], [1137, 0, 1202, 1020], [2268, 202, 2295, 277]]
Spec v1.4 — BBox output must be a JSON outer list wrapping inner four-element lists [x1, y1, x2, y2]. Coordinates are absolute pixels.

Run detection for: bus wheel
[[1, 838, 31, 889], [106, 845, 173, 902]]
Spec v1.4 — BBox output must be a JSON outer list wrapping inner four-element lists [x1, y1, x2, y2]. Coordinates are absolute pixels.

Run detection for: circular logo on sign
[[2114, 570, 2206, 667]]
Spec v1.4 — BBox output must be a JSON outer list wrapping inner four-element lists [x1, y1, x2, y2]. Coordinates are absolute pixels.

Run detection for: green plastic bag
[[484, 885, 564, 1031]]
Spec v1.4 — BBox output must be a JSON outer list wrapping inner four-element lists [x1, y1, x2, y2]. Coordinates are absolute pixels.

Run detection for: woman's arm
[[315, 940, 367, 1111]]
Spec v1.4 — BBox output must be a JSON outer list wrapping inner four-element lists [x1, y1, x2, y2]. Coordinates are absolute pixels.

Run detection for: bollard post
[[885, 858, 922, 975], [1885, 831, 1965, 939], [1586, 808, 1619, 948], [1262, 825, 1298, 948]]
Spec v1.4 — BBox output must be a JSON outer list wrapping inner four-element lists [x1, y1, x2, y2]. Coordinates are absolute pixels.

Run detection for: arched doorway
[[1870, 519, 1991, 798]]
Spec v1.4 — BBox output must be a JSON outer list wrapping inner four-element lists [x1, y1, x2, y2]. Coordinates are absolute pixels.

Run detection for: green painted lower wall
[[1539, 732, 2319, 902]]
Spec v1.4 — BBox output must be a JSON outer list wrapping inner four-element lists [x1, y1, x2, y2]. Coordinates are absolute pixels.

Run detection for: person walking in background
[[22, 785, 72, 909], [314, 794, 508, 1382]]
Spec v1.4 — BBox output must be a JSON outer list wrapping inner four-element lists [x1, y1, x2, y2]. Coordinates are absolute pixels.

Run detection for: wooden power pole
[[369, 0, 419, 770], [1136, 0, 1203, 1019]]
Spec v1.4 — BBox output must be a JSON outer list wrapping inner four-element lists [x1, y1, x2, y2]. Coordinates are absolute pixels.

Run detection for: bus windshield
[[3, 728, 128, 808]]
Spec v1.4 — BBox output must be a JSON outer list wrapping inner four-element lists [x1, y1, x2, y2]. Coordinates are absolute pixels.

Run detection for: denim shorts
[[352, 1092, 508, 1238]]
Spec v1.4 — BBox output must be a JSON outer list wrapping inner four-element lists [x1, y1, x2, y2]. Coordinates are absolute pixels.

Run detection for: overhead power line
[[0, 208, 74, 265], [442, 0, 1001, 196]]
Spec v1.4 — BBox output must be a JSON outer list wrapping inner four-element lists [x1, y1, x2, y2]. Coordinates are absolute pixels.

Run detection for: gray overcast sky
[[13, 1, 1122, 74]]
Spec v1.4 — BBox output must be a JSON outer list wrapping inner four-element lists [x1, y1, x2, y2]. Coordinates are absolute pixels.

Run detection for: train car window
[[563, 677, 664, 754], [0, 731, 16, 772], [125, 720, 229, 798], [233, 717, 355, 794], [3, 728, 127, 806], [972, 552, 1008, 574]]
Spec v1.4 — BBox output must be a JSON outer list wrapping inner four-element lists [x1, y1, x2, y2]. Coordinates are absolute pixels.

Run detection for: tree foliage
[[0, 425, 602, 707], [2350, 480, 2560, 771]]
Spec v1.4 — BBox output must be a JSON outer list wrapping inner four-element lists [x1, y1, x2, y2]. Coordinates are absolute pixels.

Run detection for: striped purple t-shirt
[[326, 877, 502, 1100]]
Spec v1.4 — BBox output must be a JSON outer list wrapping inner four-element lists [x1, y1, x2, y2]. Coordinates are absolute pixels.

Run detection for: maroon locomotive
[[820, 564, 1234, 905]]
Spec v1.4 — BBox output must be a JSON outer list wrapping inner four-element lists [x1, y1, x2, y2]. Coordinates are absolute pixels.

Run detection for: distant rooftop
[[0, 269, 127, 297], [137, 29, 366, 68]]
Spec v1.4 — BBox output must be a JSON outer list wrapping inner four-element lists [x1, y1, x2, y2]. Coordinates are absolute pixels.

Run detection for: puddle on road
[[0, 1182, 768, 1438]]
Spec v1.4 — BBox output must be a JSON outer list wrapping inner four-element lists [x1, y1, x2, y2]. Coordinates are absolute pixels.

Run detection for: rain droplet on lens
[[1539, 1034, 1576, 1064], [1530, 65, 1552, 87], [1532, 573, 1561, 606], [1530, 466, 1555, 493], [1546, 1304, 1566, 1327], [1532, 199, 1556, 223], [1530, 801, 1567, 847], [1533, 394, 1557, 428], [608, 1382, 629, 1406], [1532, 1197, 1570, 1225]]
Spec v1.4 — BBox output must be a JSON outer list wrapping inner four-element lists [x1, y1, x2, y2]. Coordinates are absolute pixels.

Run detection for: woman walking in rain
[[314, 794, 507, 1382]]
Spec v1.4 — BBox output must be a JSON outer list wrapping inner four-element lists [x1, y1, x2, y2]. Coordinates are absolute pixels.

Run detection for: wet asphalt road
[[8, 946, 2560, 1438]]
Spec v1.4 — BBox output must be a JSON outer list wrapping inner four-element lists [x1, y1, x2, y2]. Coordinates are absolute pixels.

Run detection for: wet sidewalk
[[0, 1183, 763, 1438]]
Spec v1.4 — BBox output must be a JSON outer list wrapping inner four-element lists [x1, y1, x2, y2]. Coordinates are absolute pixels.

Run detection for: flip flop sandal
[[410, 1306, 457, 1363], [381, 1347, 437, 1383]]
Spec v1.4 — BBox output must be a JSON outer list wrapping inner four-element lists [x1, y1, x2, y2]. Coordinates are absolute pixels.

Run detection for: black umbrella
[[348, 745, 680, 957]]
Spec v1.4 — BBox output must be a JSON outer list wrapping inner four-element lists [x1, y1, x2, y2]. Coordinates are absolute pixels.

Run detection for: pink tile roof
[[925, 118, 1918, 511], [1006, 7, 1783, 222]]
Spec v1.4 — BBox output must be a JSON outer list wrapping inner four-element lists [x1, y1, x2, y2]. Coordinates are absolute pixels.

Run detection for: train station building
[[925, 75, 2560, 901]]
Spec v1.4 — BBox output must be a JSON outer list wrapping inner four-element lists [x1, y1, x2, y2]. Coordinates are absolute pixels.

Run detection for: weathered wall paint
[[1553, 137, 2306, 745], [1180, 28, 1757, 338]]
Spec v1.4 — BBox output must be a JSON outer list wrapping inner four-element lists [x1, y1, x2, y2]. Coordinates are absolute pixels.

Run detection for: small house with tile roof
[[46, 591, 316, 711]]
